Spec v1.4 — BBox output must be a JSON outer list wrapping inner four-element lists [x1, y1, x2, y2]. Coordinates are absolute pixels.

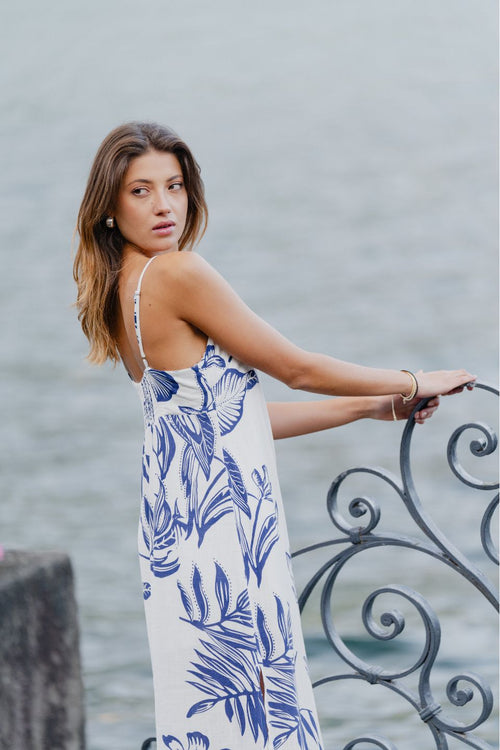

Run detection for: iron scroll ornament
[[294, 381, 498, 750]]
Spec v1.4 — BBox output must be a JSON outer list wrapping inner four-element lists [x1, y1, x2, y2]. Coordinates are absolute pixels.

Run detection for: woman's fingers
[[413, 395, 440, 424]]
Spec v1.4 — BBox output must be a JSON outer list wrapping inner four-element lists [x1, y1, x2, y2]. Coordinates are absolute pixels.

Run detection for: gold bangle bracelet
[[400, 370, 418, 403], [391, 396, 397, 421]]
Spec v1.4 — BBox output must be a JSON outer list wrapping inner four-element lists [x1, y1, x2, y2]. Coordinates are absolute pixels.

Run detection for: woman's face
[[113, 149, 189, 255]]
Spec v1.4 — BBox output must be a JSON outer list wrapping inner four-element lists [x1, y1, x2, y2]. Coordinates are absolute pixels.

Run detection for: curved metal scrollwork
[[294, 382, 498, 750]]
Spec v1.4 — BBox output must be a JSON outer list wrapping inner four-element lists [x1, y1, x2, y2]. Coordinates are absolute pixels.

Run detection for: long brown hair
[[74, 122, 208, 364]]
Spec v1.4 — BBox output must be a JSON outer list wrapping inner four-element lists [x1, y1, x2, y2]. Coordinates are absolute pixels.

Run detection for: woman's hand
[[413, 370, 476, 398], [370, 367, 476, 425], [370, 394, 441, 425]]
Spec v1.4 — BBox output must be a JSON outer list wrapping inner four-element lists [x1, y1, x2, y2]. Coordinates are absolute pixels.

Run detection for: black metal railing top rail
[[294, 381, 498, 750]]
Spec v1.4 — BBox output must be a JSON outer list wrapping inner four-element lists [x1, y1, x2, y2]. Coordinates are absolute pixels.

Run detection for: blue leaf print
[[203, 344, 226, 369], [186, 733, 211, 750], [234, 695, 246, 735], [179, 564, 254, 648], [186, 638, 266, 742], [214, 562, 230, 616], [256, 606, 274, 660], [187, 698, 217, 716], [231, 462, 278, 586], [192, 566, 210, 623], [257, 596, 323, 750], [235, 590, 252, 625], [276, 595, 293, 654], [213, 370, 246, 435], [142, 451, 150, 483], [223, 449, 251, 517], [246, 369, 258, 390], [162, 732, 232, 750], [188, 645, 239, 693], [155, 418, 176, 480], [251, 465, 272, 501], [171, 412, 215, 480], [162, 732, 211, 750], [143, 483, 181, 578], [147, 369, 179, 402], [177, 581, 194, 621], [301, 709, 321, 743], [247, 691, 268, 742], [252, 514, 279, 586], [178, 564, 267, 743], [272, 708, 322, 750], [142, 496, 153, 553], [195, 465, 233, 546], [189, 366, 215, 411], [197, 487, 232, 546], [143, 582, 151, 600], [163, 736, 184, 750], [180, 443, 198, 500], [213, 369, 258, 435]]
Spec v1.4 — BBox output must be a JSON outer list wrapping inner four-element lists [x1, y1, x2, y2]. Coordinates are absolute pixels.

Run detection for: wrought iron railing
[[294, 382, 499, 750]]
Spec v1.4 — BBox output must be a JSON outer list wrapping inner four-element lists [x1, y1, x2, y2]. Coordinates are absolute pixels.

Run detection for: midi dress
[[133, 256, 324, 750]]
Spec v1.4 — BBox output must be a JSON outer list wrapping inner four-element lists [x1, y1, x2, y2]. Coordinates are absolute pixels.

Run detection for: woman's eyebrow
[[125, 174, 183, 187]]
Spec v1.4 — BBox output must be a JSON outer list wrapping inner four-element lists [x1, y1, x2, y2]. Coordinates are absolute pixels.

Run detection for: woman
[[74, 122, 474, 750]]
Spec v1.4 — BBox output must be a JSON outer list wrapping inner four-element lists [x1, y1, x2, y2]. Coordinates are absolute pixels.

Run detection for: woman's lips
[[152, 221, 175, 236]]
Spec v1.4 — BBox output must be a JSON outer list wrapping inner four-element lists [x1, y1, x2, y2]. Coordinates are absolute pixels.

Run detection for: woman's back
[[116, 250, 209, 383]]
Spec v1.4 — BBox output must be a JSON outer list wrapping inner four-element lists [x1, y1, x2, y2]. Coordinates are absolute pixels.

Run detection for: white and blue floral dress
[[133, 257, 324, 750]]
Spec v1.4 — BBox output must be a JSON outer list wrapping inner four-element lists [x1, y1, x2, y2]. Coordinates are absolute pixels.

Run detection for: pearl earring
[[106, 217, 115, 228]]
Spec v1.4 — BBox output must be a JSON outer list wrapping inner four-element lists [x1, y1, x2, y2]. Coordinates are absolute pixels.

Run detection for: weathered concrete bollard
[[0, 550, 85, 750]]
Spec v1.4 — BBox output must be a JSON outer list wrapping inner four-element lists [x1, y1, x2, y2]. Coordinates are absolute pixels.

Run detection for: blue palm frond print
[[255, 598, 322, 750], [178, 564, 267, 743], [142, 483, 184, 578], [162, 730, 231, 750], [178, 563, 254, 649], [186, 638, 267, 742]]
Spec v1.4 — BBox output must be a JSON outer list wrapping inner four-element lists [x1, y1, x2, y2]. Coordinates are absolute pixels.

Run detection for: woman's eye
[[169, 182, 183, 191], [132, 187, 148, 196]]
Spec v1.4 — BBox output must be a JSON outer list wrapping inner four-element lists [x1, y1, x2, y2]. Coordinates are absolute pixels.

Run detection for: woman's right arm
[[159, 252, 475, 398]]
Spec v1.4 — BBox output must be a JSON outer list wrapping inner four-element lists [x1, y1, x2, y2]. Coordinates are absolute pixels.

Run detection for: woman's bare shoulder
[[152, 250, 218, 292], [150, 249, 210, 283]]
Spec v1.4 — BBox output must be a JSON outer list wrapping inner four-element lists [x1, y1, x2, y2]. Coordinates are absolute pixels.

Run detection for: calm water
[[0, 1, 498, 748]]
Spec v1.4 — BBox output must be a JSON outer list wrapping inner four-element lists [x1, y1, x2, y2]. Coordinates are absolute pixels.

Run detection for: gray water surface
[[0, 1, 497, 748]]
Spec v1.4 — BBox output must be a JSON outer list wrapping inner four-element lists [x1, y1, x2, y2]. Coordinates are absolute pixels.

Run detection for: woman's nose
[[153, 190, 171, 213]]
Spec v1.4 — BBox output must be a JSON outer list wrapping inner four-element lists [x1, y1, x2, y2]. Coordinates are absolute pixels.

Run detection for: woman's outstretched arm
[[268, 394, 441, 439], [156, 251, 475, 398]]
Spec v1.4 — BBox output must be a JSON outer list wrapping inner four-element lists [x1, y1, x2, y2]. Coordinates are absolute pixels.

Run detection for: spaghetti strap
[[133, 255, 158, 369]]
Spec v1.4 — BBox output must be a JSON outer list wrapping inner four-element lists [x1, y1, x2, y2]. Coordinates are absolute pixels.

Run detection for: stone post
[[0, 550, 85, 750]]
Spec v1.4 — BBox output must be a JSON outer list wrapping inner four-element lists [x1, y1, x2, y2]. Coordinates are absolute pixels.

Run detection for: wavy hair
[[74, 122, 208, 364]]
